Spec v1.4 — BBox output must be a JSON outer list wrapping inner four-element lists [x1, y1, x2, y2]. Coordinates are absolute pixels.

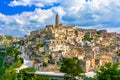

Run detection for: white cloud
[[59, 0, 120, 27], [0, 6, 65, 37], [9, 0, 58, 7], [0, 0, 120, 37]]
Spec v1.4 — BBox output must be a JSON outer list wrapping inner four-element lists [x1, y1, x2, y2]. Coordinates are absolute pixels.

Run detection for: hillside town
[[11, 14, 120, 73], [1, 0, 120, 79]]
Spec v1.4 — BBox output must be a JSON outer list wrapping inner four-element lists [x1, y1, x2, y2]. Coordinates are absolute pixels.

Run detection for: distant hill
[[0, 35, 19, 46]]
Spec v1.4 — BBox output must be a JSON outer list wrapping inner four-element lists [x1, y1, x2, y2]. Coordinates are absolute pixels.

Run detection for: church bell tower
[[55, 13, 59, 27]]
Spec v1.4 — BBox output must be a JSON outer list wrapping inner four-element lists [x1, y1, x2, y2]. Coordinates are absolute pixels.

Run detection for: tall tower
[[55, 13, 59, 27]]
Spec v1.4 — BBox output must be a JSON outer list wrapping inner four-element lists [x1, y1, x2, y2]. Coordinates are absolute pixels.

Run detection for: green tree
[[36, 42, 45, 48], [95, 63, 120, 80], [60, 58, 83, 80], [0, 47, 23, 77], [83, 35, 93, 42], [96, 31, 101, 35], [19, 67, 36, 73], [1, 68, 50, 80], [0, 68, 17, 80]]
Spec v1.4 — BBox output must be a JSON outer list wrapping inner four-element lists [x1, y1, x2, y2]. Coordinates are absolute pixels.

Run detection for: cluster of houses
[[13, 14, 120, 72]]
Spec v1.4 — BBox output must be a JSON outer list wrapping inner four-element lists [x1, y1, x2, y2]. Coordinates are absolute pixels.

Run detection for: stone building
[[44, 14, 84, 59], [17, 14, 120, 72]]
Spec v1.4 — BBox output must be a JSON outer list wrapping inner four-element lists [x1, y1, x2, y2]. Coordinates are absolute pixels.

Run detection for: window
[[52, 41, 54, 44]]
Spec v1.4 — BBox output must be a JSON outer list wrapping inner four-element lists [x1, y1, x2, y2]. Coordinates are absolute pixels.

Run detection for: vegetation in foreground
[[0, 67, 50, 80], [95, 63, 120, 80], [0, 47, 23, 77], [0, 47, 50, 80], [85, 63, 120, 80], [60, 58, 83, 80]]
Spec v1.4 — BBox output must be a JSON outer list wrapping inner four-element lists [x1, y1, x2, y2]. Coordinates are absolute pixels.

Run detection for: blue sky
[[0, 0, 120, 37], [0, 0, 35, 15]]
